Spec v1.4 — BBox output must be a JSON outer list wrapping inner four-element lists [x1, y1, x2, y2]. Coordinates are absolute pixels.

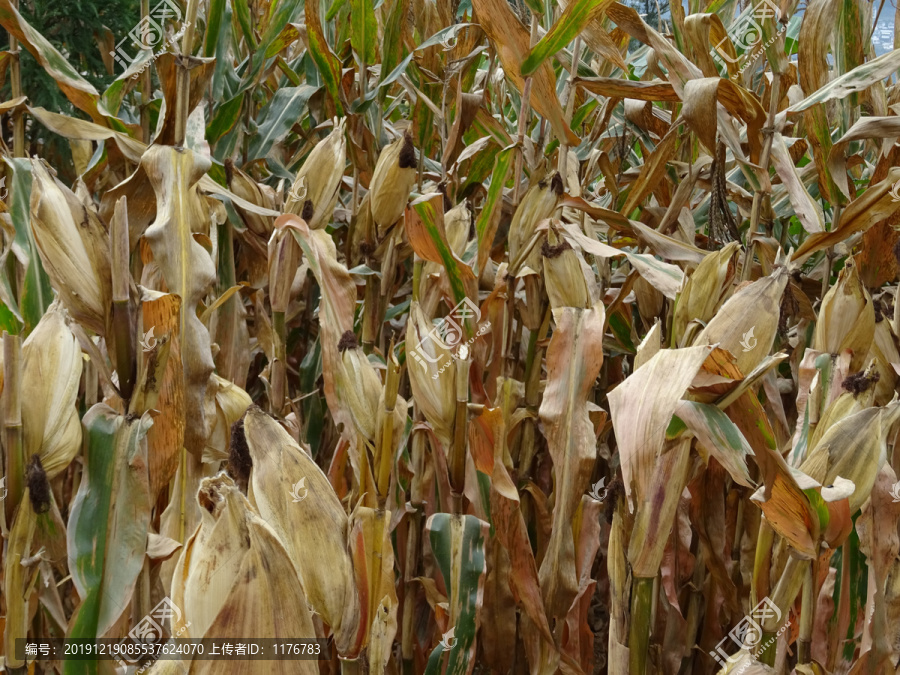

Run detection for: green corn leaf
[[64, 405, 152, 674]]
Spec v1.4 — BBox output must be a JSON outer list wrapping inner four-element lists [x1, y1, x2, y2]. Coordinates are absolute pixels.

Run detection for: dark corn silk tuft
[[338, 330, 359, 352], [842, 370, 880, 396], [551, 172, 564, 196], [228, 414, 252, 491], [398, 133, 416, 169], [302, 199, 314, 221], [26, 454, 51, 515], [541, 239, 572, 259], [604, 476, 624, 524]]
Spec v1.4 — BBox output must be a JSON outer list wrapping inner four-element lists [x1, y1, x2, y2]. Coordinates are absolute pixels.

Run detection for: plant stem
[[449, 346, 470, 514], [741, 76, 780, 282], [512, 14, 538, 204], [3, 333, 23, 526], [759, 556, 806, 666], [174, 0, 201, 148], [628, 576, 654, 675], [557, 36, 581, 181], [798, 560, 814, 663], [272, 310, 286, 413], [9, 0, 23, 158], [828, 543, 852, 671], [140, 0, 152, 143], [376, 345, 401, 503], [111, 197, 136, 402]]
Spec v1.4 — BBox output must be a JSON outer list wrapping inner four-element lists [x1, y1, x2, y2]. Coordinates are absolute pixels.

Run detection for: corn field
[[0, 0, 899, 672]]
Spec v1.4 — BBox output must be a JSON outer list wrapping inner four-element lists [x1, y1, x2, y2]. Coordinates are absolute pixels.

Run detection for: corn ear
[[406, 301, 456, 447], [509, 173, 563, 273], [542, 226, 590, 309], [203, 374, 252, 462], [22, 303, 82, 479], [29, 160, 112, 335], [814, 259, 875, 372], [369, 133, 417, 234], [225, 159, 275, 238], [240, 407, 362, 656], [2, 489, 38, 670], [285, 118, 347, 229], [799, 401, 900, 513], [170, 472, 319, 675], [333, 332, 383, 442], [694, 266, 789, 376], [673, 241, 740, 345]]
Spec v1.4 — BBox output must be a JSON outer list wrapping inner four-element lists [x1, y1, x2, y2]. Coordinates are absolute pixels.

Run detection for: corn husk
[[268, 224, 302, 313], [509, 173, 563, 273], [202, 374, 253, 462], [807, 360, 879, 451], [673, 241, 740, 345], [369, 133, 417, 234], [694, 266, 789, 376], [406, 301, 456, 448], [866, 318, 900, 405], [242, 407, 362, 655], [814, 259, 874, 372], [225, 160, 275, 238], [542, 226, 589, 309], [334, 337, 383, 442], [2, 490, 38, 669], [22, 303, 83, 479], [799, 401, 900, 513], [29, 160, 112, 335], [170, 472, 319, 674], [285, 118, 347, 230]]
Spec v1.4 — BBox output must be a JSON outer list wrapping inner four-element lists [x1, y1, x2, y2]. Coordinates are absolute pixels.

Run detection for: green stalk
[[375, 346, 401, 503], [401, 424, 424, 675], [740, 76, 780, 282], [2, 333, 23, 527], [449, 345, 470, 514], [516, 306, 550, 475], [758, 556, 806, 666], [628, 576, 654, 675], [828, 543, 852, 671], [798, 561, 814, 664], [681, 545, 705, 671], [751, 518, 775, 607]]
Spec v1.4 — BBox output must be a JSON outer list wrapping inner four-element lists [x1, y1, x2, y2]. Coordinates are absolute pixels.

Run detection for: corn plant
[[0, 0, 900, 673]]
